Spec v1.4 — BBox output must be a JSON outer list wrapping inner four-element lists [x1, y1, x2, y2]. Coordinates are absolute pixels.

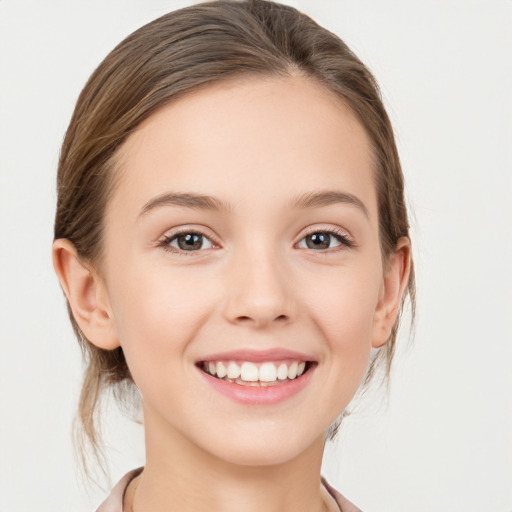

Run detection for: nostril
[[237, 314, 288, 324], [231, 312, 291, 327]]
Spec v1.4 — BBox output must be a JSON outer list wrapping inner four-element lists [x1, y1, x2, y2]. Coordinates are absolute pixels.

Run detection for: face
[[99, 75, 390, 466]]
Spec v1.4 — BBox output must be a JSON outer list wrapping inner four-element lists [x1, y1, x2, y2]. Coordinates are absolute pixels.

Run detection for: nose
[[222, 248, 296, 329]]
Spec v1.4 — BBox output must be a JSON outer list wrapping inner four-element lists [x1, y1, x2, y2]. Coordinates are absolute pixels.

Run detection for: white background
[[0, 1, 511, 511]]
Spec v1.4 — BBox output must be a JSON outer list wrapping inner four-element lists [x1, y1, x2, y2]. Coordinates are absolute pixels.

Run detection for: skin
[[53, 74, 410, 512]]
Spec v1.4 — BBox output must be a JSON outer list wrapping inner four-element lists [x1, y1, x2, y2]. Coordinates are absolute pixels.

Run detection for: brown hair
[[54, 0, 415, 475]]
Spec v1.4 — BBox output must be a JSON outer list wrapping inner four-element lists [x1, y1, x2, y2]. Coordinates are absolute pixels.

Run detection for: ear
[[52, 239, 120, 350], [372, 237, 412, 348]]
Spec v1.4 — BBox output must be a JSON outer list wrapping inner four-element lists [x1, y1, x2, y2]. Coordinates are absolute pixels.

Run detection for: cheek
[[106, 262, 218, 383], [300, 260, 381, 371], [305, 269, 380, 419]]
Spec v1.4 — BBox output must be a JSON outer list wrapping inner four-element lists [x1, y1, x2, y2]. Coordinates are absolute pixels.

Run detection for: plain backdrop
[[0, 1, 511, 511]]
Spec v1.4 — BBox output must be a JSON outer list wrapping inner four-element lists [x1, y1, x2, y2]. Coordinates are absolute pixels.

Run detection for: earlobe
[[52, 239, 120, 350], [372, 237, 411, 348]]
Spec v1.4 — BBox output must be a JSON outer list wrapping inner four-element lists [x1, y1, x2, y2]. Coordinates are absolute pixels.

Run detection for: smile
[[196, 349, 316, 404], [200, 360, 310, 387]]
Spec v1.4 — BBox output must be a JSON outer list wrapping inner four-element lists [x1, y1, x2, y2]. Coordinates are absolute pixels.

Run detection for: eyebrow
[[139, 192, 232, 217], [139, 189, 369, 218], [289, 190, 369, 218]]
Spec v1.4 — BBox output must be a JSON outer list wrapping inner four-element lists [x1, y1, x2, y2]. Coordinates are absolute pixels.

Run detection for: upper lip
[[197, 348, 315, 363]]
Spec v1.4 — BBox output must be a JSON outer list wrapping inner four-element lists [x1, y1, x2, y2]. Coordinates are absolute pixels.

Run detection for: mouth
[[197, 359, 316, 387]]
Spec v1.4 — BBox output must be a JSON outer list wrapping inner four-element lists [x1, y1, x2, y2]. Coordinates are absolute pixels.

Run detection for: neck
[[129, 403, 333, 512]]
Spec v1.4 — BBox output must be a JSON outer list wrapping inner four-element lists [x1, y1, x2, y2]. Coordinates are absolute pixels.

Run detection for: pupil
[[179, 233, 202, 250], [307, 233, 330, 250]]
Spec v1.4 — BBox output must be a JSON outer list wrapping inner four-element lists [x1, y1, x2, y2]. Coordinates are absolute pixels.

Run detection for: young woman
[[52, 1, 414, 510]]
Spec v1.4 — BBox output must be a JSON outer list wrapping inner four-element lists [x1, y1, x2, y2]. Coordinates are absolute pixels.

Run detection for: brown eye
[[304, 232, 334, 250], [168, 232, 214, 251], [298, 230, 351, 251]]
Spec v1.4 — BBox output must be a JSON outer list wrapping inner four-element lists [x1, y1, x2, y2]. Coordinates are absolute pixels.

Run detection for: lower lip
[[197, 366, 314, 405]]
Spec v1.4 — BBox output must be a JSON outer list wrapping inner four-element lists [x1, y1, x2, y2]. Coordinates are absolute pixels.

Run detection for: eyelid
[[157, 224, 355, 256], [300, 224, 352, 239], [158, 225, 221, 255], [296, 225, 355, 250]]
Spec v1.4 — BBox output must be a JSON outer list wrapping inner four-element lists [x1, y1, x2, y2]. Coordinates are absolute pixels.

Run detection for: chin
[[211, 444, 310, 468], [194, 421, 326, 468]]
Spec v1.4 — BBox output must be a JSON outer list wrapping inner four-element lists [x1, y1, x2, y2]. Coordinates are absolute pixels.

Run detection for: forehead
[[111, 74, 377, 221]]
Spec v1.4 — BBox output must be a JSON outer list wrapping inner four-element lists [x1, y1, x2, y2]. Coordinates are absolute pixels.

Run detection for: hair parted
[[54, 0, 415, 477]]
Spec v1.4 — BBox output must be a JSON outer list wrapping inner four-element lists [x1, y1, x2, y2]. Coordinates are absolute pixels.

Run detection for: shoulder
[[322, 477, 364, 512], [95, 467, 143, 512]]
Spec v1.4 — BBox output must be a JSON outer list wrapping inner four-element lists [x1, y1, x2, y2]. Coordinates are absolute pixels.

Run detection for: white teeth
[[288, 361, 298, 379], [240, 362, 259, 382], [227, 361, 241, 379], [277, 363, 288, 380], [203, 359, 309, 383], [259, 362, 277, 382], [216, 361, 227, 378]]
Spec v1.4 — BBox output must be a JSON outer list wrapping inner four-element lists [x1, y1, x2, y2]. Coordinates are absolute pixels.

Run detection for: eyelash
[[158, 229, 218, 256], [299, 227, 355, 253], [158, 227, 354, 256]]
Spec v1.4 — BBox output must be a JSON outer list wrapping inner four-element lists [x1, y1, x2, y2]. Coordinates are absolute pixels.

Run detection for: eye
[[162, 231, 215, 252], [297, 229, 353, 251]]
